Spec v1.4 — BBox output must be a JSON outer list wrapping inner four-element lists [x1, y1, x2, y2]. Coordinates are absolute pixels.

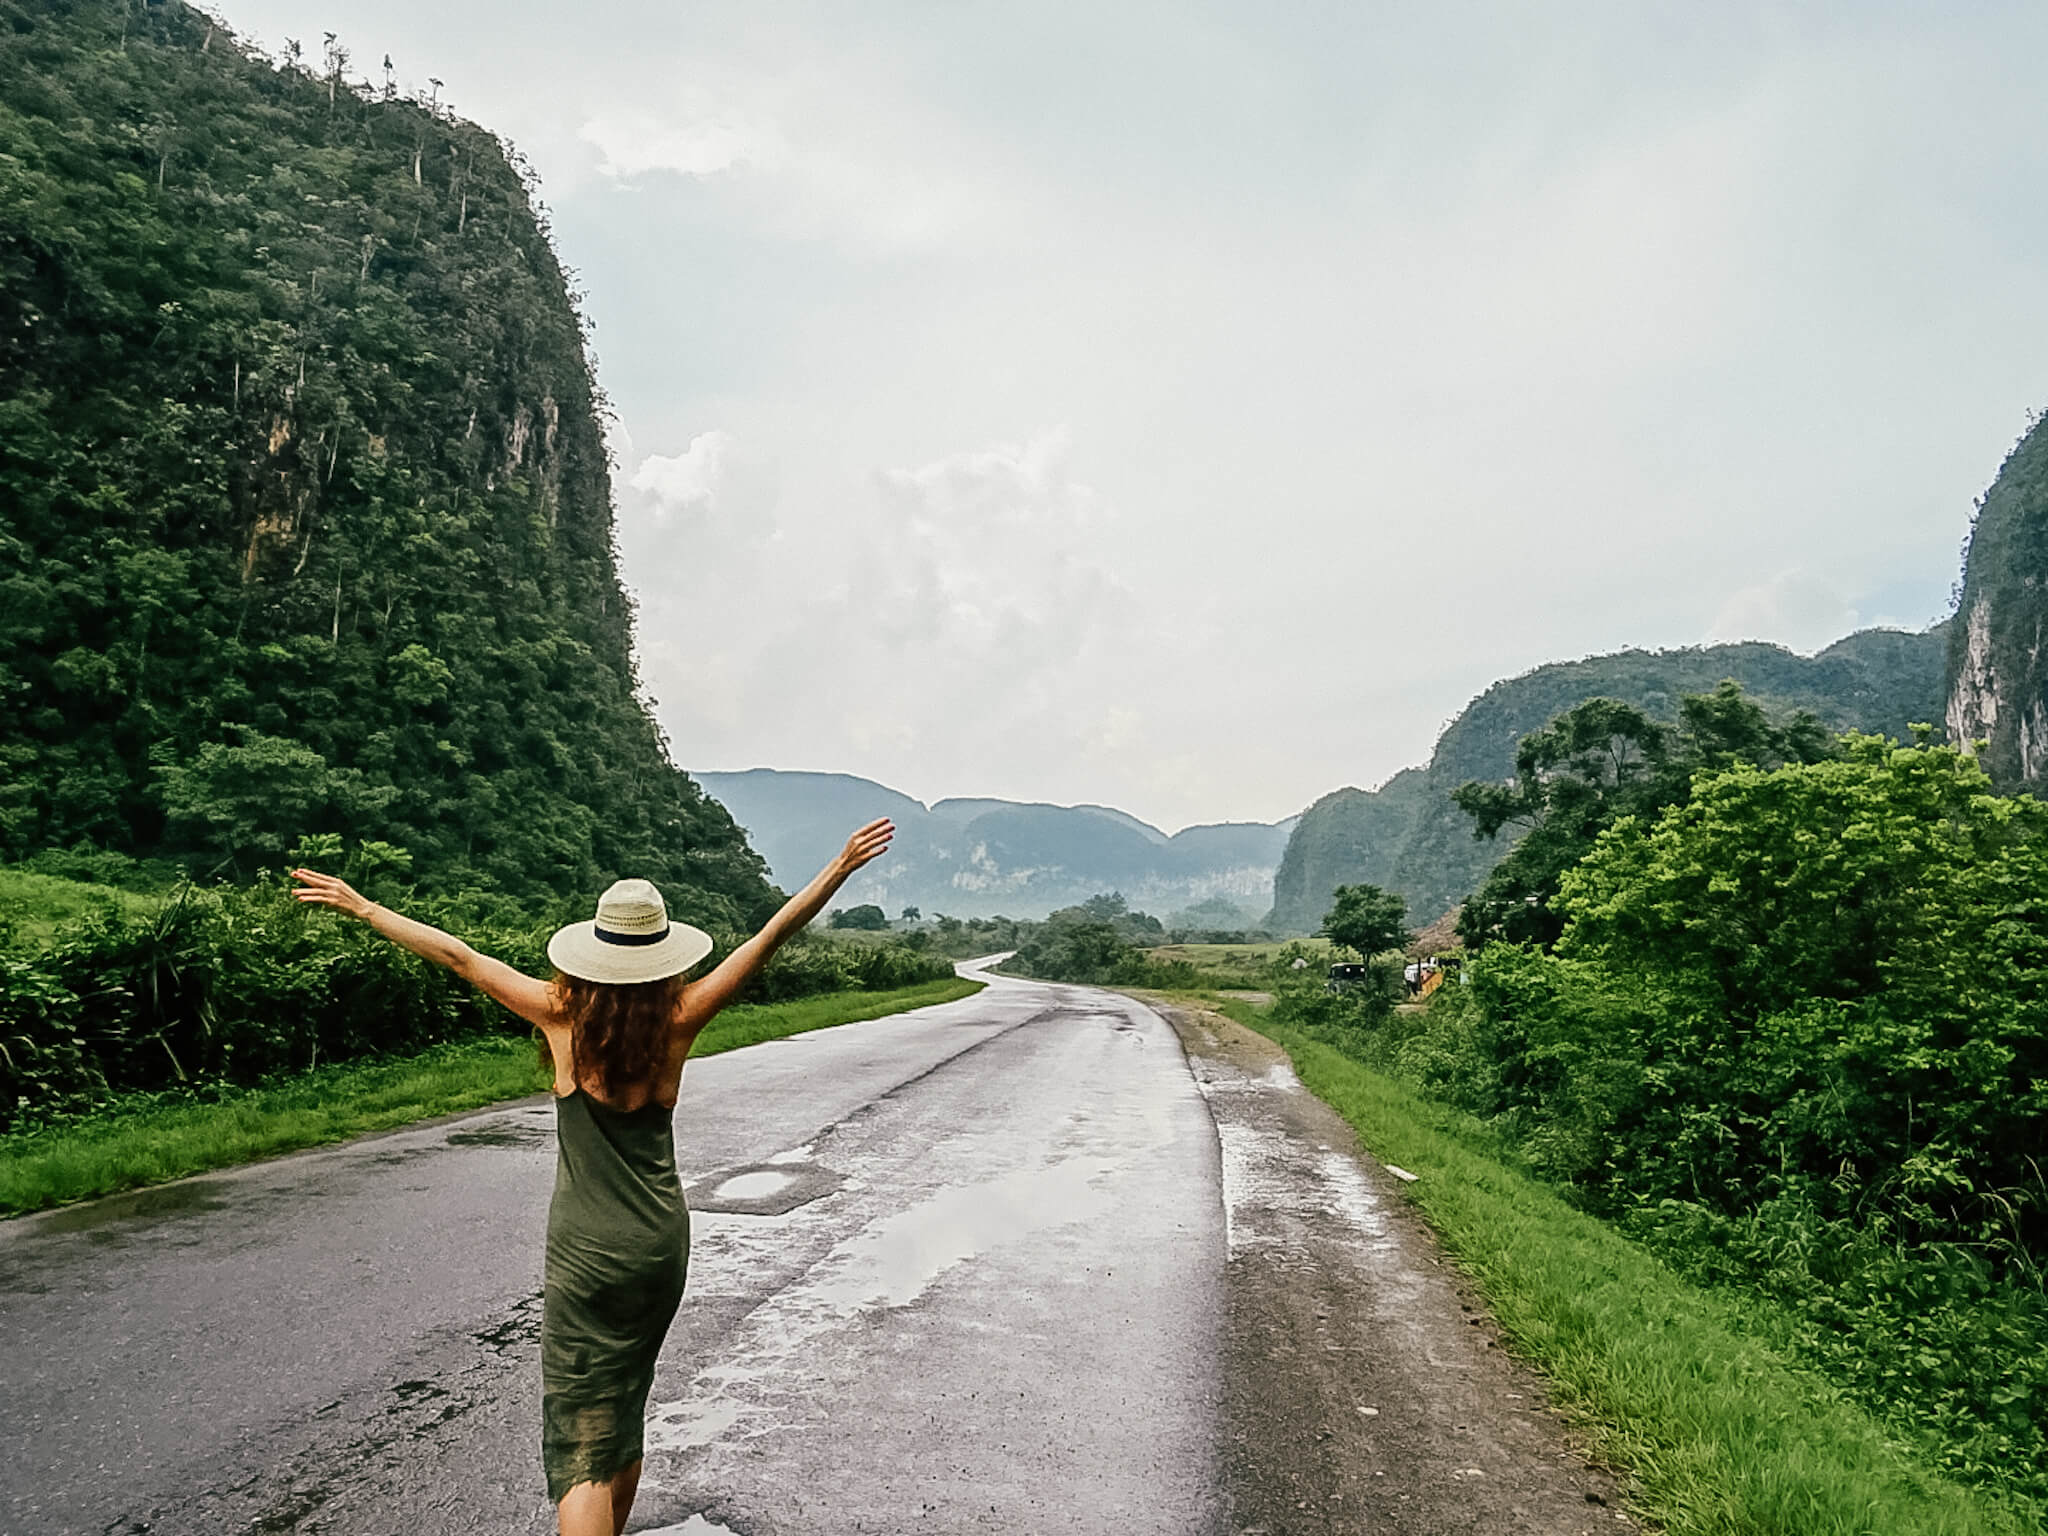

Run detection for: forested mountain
[[697, 769, 1295, 921], [0, 0, 773, 923], [1947, 413, 2048, 785], [1268, 625, 1949, 931]]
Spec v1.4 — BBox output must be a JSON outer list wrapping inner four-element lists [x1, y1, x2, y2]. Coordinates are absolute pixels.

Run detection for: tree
[[829, 904, 889, 931], [1454, 685, 1837, 951], [1320, 883, 1408, 960], [1515, 735, 2048, 1254], [900, 905, 921, 921]]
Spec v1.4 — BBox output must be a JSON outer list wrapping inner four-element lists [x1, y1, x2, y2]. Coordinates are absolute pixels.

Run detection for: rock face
[[1946, 415, 2048, 786]]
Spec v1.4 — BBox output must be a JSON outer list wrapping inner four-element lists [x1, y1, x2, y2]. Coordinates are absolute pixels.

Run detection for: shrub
[[0, 878, 952, 1130]]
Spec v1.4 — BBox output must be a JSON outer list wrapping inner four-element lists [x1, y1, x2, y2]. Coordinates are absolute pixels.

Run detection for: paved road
[[0, 962, 1229, 1535]]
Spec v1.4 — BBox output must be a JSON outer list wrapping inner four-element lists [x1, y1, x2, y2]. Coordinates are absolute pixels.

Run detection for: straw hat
[[547, 878, 713, 984]]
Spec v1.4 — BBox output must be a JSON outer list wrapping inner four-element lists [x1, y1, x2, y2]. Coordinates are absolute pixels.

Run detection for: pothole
[[686, 1160, 843, 1216], [715, 1169, 799, 1201]]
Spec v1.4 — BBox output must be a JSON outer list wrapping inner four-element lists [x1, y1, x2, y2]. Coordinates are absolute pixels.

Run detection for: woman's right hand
[[291, 868, 375, 920], [834, 818, 895, 876]]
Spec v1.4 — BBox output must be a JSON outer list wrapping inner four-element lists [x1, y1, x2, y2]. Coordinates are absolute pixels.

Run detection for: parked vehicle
[[1326, 962, 1373, 994]]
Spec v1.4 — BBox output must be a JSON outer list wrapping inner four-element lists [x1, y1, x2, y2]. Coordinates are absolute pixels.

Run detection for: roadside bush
[[0, 879, 953, 1130], [1266, 962, 1399, 1033], [1626, 1195, 2048, 1506], [1338, 737, 2048, 1511], [1001, 916, 1218, 989], [1544, 738, 2048, 1256]]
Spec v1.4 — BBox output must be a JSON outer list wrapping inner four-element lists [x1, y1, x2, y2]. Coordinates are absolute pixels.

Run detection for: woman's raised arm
[[681, 818, 895, 1026], [291, 868, 558, 1029]]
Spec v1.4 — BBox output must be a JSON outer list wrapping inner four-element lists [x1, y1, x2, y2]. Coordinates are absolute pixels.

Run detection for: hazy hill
[[697, 771, 1295, 921], [0, 0, 772, 922], [1268, 625, 1950, 932], [1948, 414, 2048, 786]]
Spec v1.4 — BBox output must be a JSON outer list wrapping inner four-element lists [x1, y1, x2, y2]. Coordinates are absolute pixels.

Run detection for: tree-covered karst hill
[[1947, 412, 2048, 786], [1268, 625, 1949, 932], [0, 0, 773, 923]]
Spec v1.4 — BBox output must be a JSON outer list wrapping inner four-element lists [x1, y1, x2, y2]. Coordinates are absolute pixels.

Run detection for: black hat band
[[595, 924, 672, 947]]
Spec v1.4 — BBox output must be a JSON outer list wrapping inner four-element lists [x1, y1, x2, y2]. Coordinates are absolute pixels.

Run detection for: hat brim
[[546, 920, 714, 985]]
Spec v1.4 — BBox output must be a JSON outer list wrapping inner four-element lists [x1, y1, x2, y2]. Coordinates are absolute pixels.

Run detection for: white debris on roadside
[[1383, 1164, 1419, 1182]]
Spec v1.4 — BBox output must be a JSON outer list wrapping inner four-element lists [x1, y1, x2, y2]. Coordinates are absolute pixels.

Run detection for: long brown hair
[[546, 972, 686, 1106]]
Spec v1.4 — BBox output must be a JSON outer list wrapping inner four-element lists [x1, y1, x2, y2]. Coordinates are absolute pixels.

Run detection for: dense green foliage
[[0, 871, 952, 1132], [0, 975, 981, 1214], [0, 0, 770, 921], [1947, 413, 2048, 787], [1305, 737, 2048, 1509], [1453, 683, 1835, 949], [828, 903, 889, 931], [996, 892, 1238, 987], [1268, 626, 1949, 932], [1226, 1002, 2033, 1536]]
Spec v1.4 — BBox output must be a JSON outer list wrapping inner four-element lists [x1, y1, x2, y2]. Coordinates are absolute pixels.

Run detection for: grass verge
[[1211, 998, 2031, 1536], [0, 976, 982, 1217], [0, 867, 162, 943]]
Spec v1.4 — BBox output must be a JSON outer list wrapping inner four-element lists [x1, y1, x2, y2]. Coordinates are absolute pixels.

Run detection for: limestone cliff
[[1946, 414, 2048, 786]]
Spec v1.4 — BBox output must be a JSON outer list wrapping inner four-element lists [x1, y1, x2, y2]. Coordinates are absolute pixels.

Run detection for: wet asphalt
[[0, 961, 1230, 1535]]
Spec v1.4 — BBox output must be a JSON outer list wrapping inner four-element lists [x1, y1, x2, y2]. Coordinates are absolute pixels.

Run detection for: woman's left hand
[[834, 818, 895, 876], [291, 868, 375, 920]]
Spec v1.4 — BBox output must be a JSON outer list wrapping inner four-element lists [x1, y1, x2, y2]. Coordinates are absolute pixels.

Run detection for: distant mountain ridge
[[697, 770, 1295, 922], [1268, 624, 1951, 933]]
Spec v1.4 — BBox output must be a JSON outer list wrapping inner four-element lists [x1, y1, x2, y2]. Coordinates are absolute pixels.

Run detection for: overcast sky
[[230, 0, 2048, 830]]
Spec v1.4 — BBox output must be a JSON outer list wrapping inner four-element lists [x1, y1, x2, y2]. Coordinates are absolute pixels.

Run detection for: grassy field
[[1209, 996, 2033, 1536], [1143, 939, 1336, 984], [0, 867, 162, 943], [0, 976, 981, 1217]]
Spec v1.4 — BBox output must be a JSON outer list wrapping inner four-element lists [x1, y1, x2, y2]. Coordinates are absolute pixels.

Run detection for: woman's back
[[548, 1089, 686, 1248]]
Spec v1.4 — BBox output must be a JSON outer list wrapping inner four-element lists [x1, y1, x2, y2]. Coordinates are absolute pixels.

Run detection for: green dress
[[541, 1088, 691, 1502]]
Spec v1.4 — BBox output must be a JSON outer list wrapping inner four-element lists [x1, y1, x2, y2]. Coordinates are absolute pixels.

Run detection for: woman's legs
[[556, 1480, 612, 1536], [610, 1459, 643, 1531], [555, 1460, 643, 1536]]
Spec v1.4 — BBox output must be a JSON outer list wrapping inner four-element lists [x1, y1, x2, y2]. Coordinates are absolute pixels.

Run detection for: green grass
[[1210, 997, 2032, 1536], [1144, 939, 1336, 978], [0, 976, 982, 1216], [0, 867, 162, 944]]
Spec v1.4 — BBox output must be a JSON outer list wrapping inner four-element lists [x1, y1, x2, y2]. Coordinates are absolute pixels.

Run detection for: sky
[[227, 0, 2048, 831]]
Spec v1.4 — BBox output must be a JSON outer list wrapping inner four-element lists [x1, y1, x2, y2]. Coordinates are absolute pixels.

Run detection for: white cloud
[[1706, 570, 1860, 655], [631, 430, 735, 518], [615, 425, 1194, 815], [581, 111, 772, 180]]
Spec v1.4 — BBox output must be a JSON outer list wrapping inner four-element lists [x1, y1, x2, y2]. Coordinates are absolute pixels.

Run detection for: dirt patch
[[1160, 1002, 1634, 1535]]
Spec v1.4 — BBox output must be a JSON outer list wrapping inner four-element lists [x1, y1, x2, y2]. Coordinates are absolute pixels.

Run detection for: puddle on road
[[646, 1152, 1115, 1454], [446, 1122, 551, 1148], [1195, 1051, 1414, 1303], [38, 1177, 229, 1234], [809, 1154, 1113, 1311]]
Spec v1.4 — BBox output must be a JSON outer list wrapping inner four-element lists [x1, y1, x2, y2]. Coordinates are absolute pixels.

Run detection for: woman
[[290, 817, 896, 1536]]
